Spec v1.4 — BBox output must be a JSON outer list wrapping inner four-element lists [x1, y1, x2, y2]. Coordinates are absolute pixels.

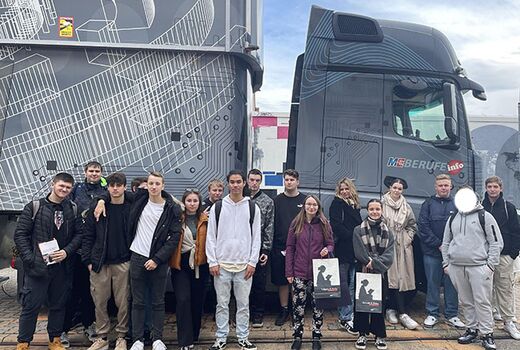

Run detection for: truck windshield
[[391, 77, 458, 143]]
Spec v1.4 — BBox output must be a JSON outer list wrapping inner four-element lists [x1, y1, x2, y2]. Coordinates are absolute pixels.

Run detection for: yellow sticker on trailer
[[59, 17, 74, 38]]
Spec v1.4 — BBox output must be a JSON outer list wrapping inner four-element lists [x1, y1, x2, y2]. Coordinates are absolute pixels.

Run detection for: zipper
[[100, 214, 108, 269], [491, 225, 498, 242], [307, 222, 312, 278]]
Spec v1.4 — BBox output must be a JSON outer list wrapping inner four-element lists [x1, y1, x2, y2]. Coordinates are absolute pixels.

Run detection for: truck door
[[320, 72, 384, 200], [381, 75, 472, 211]]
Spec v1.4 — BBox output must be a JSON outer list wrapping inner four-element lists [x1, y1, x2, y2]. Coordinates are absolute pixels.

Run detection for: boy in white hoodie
[[206, 170, 261, 350], [441, 188, 503, 350]]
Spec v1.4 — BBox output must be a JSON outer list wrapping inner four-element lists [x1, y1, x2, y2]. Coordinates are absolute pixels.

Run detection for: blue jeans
[[214, 268, 253, 341], [338, 263, 356, 321], [423, 254, 458, 318]]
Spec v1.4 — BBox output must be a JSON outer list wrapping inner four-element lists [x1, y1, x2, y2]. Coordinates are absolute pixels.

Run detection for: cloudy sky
[[256, 0, 520, 118]]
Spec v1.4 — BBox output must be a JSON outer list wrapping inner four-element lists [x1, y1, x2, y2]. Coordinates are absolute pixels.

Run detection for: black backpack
[[448, 208, 486, 235], [214, 199, 256, 234]]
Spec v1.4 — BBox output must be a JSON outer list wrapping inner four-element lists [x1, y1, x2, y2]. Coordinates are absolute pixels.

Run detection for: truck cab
[[286, 6, 486, 213]]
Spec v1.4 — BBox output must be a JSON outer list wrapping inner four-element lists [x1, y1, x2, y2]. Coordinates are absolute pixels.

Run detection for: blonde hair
[[435, 174, 451, 183], [485, 176, 503, 188], [207, 178, 224, 190], [335, 178, 360, 209], [292, 195, 331, 239], [148, 171, 164, 183]]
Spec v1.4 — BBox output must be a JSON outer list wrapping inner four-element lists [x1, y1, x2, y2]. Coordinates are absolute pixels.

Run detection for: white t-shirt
[[130, 200, 165, 257]]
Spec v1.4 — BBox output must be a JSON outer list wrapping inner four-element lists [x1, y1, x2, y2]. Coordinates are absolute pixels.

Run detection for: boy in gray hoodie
[[441, 188, 503, 350]]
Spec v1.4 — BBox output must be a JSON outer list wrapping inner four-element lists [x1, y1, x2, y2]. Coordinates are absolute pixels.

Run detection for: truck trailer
[[0, 0, 263, 214]]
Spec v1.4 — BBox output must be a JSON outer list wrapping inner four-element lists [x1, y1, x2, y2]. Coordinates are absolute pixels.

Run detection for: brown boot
[[48, 337, 65, 350], [16, 343, 30, 350]]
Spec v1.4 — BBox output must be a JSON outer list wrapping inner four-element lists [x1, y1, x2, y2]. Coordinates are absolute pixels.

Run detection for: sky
[[255, 0, 520, 118]]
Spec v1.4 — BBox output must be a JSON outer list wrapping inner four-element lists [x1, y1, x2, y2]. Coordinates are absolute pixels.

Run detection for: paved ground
[[1, 267, 520, 349]]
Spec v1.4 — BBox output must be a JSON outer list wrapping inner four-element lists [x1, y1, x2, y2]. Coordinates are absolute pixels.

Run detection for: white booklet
[[38, 239, 60, 265]]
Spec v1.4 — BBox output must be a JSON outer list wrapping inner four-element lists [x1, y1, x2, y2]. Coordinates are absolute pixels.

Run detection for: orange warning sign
[[59, 17, 74, 38]]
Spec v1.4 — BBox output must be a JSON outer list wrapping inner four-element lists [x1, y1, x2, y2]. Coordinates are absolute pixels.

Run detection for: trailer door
[[320, 72, 384, 199]]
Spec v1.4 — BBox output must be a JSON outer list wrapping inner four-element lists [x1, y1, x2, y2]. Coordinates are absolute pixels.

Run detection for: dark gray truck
[[286, 6, 487, 290]]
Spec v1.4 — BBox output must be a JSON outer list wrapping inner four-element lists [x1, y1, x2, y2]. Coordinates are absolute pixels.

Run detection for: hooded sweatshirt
[[205, 195, 261, 268], [441, 204, 503, 269]]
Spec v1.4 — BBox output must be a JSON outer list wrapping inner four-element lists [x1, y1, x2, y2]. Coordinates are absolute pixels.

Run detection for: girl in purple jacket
[[285, 195, 334, 350]]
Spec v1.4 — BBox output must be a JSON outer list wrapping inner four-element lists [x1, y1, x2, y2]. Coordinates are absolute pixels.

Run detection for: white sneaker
[[130, 340, 145, 350], [399, 314, 419, 330], [447, 316, 465, 329], [504, 321, 520, 340], [385, 309, 398, 324], [60, 332, 70, 348], [85, 323, 98, 342], [423, 315, 438, 328], [153, 340, 167, 350]]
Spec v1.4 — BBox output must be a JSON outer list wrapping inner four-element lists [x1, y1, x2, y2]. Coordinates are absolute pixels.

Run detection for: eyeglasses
[[184, 188, 200, 193]]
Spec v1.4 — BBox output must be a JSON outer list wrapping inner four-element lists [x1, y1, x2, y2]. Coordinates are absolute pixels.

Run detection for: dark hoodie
[[482, 192, 520, 259]]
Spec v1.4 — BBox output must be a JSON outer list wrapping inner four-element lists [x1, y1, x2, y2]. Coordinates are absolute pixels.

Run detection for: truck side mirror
[[443, 82, 458, 143]]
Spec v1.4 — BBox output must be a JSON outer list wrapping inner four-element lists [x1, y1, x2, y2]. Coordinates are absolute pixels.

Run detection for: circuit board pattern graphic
[[0, 0, 261, 210]]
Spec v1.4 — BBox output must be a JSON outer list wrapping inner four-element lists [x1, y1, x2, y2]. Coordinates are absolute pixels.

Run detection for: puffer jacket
[[169, 212, 209, 270], [482, 192, 520, 259], [14, 196, 82, 277], [285, 216, 334, 280]]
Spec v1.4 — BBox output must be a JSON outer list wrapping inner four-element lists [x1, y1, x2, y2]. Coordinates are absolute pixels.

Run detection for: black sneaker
[[375, 337, 387, 350], [290, 338, 302, 350], [252, 314, 263, 328], [481, 333, 497, 350], [209, 340, 227, 350], [458, 329, 479, 344], [312, 337, 321, 350], [338, 319, 359, 335], [238, 339, 257, 350], [355, 335, 367, 350], [275, 307, 290, 326]]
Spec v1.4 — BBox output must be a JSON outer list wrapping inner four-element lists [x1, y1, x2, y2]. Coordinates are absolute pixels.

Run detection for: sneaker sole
[[376, 346, 388, 350], [447, 322, 466, 329], [252, 323, 264, 328], [89, 346, 109, 350], [355, 345, 366, 350]]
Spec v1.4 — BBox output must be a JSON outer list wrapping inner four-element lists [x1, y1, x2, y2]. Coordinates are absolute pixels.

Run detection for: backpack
[[214, 199, 256, 234], [31, 199, 78, 220], [448, 208, 486, 235]]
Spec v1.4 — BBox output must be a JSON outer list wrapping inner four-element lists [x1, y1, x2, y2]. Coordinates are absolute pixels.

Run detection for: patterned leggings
[[291, 277, 324, 338]]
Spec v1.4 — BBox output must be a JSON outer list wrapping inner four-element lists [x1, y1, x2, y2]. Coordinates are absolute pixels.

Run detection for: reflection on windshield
[[392, 77, 456, 143]]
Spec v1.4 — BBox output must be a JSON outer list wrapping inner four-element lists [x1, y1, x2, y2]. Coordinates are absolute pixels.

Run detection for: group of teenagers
[[12, 161, 520, 350]]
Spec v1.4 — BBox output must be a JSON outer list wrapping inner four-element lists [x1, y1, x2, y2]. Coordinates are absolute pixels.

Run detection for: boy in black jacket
[[96, 171, 182, 350], [14, 173, 82, 350], [83, 172, 132, 350], [482, 176, 520, 340]]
